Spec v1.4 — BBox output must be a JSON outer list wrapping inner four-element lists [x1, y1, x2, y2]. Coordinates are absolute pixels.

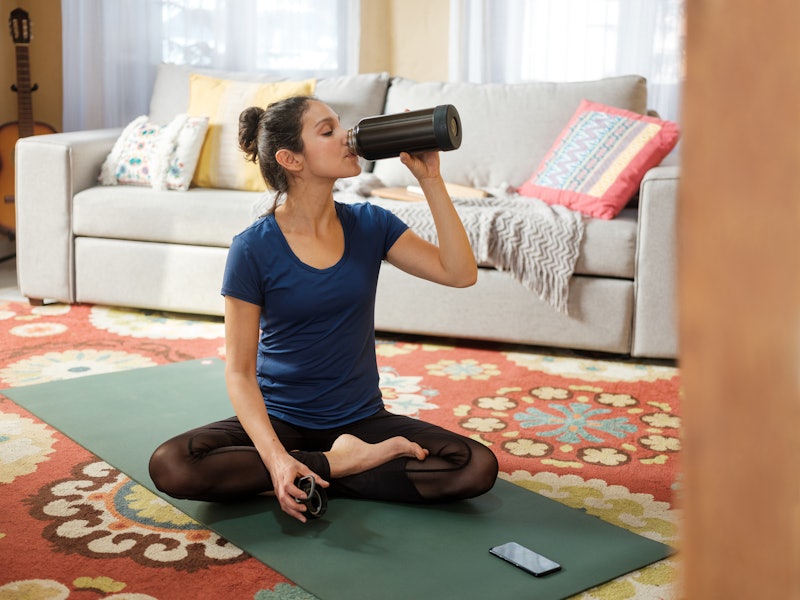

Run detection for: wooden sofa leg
[[28, 297, 45, 307]]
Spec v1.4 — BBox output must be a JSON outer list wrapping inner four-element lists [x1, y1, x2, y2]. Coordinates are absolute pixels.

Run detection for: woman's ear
[[275, 148, 303, 173]]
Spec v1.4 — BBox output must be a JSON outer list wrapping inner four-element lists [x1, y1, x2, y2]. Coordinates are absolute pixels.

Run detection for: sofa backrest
[[148, 63, 648, 191], [149, 63, 390, 130], [372, 75, 648, 190]]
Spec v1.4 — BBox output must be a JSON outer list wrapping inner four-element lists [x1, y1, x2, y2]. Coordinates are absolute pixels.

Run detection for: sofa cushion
[[575, 208, 638, 278], [187, 74, 316, 191], [149, 63, 390, 130], [73, 186, 261, 247], [73, 183, 637, 279], [518, 100, 679, 219], [371, 75, 648, 190], [98, 114, 208, 191]]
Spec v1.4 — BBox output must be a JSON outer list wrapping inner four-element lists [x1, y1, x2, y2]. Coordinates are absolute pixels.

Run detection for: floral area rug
[[0, 301, 681, 599]]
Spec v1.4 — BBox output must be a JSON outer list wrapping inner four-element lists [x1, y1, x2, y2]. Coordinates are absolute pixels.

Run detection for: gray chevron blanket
[[254, 178, 585, 313], [363, 194, 584, 314]]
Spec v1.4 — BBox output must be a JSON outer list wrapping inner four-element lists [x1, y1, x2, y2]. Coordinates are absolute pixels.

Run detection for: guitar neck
[[15, 44, 34, 138]]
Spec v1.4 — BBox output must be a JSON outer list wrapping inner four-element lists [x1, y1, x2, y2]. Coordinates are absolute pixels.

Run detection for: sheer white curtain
[[62, 0, 360, 131], [449, 0, 684, 121]]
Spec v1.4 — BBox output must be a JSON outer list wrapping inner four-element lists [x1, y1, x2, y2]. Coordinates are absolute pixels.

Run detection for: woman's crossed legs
[[148, 409, 498, 505]]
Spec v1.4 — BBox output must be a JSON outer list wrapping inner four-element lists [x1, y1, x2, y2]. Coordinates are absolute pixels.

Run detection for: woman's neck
[[276, 180, 337, 234], [273, 179, 344, 269]]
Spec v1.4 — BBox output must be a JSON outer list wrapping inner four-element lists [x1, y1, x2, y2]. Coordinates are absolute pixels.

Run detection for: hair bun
[[238, 106, 265, 161]]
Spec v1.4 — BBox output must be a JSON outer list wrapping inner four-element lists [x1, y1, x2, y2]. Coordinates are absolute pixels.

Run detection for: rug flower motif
[[89, 305, 226, 340], [504, 351, 676, 383], [26, 459, 247, 571], [0, 411, 56, 483], [379, 366, 439, 416], [0, 350, 157, 387], [388, 343, 683, 504]]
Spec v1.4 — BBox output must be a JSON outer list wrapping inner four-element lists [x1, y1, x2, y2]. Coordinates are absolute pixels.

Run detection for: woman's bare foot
[[324, 434, 428, 478]]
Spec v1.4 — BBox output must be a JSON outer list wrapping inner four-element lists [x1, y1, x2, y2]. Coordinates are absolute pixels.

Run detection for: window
[[161, 0, 358, 78], [62, 0, 359, 130], [450, 0, 684, 121]]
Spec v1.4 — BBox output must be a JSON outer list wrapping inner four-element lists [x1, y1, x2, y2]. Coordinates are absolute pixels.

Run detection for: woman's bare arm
[[386, 151, 477, 287], [224, 295, 328, 522]]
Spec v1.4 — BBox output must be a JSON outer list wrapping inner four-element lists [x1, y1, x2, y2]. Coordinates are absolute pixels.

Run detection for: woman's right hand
[[268, 451, 329, 523]]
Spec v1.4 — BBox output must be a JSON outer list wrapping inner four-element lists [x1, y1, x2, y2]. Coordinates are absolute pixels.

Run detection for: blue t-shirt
[[221, 201, 408, 429]]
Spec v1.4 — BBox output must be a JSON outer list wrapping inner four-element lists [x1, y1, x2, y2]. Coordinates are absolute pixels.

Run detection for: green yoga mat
[[5, 359, 672, 600]]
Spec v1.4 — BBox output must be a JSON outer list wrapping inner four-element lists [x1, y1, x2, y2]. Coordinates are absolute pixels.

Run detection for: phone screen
[[489, 542, 562, 577]]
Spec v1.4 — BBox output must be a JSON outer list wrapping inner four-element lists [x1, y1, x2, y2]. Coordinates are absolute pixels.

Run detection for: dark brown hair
[[238, 95, 314, 208]]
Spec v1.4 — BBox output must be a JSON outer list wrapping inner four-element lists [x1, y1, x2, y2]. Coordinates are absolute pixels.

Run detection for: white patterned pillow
[[99, 114, 209, 191]]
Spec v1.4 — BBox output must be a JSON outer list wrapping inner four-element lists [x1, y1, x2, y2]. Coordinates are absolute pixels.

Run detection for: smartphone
[[489, 541, 562, 577]]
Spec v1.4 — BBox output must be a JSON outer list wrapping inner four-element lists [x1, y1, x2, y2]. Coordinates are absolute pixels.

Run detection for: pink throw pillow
[[518, 100, 679, 219]]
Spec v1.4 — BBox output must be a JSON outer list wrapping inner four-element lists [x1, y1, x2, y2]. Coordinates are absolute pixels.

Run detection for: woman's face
[[298, 100, 362, 181]]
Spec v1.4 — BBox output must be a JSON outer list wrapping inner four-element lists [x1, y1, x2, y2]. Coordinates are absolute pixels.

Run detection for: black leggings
[[148, 409, 498, 504]]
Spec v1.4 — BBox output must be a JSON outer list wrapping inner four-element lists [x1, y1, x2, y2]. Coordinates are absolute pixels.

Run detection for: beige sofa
[[15, 65, 679, 358]]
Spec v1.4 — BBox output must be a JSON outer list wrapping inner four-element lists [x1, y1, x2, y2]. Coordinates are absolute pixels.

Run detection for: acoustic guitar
[[0, 8, 56, 239]]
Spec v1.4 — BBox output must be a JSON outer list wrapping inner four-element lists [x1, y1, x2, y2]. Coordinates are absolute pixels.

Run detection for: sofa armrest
[[15, 129, 121, 303], [631, 165, 680, 359]]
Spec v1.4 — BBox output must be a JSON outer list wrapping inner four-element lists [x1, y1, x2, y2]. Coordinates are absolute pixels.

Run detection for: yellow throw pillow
[[188, 74, 316, 191]]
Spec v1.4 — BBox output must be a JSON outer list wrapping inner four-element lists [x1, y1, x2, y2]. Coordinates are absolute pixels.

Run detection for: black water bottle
[[347, 105, 462, 161]]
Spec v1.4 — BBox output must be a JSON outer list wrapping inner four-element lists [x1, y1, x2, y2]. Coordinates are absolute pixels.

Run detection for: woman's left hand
[[399, 151, 441, 182]]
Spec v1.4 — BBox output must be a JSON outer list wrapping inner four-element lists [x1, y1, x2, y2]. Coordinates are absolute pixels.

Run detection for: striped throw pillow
[[518, 100, 679, 219]]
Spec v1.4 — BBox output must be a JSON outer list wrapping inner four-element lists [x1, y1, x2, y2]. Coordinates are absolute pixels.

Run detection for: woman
[[149, 96, 498, 523]]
